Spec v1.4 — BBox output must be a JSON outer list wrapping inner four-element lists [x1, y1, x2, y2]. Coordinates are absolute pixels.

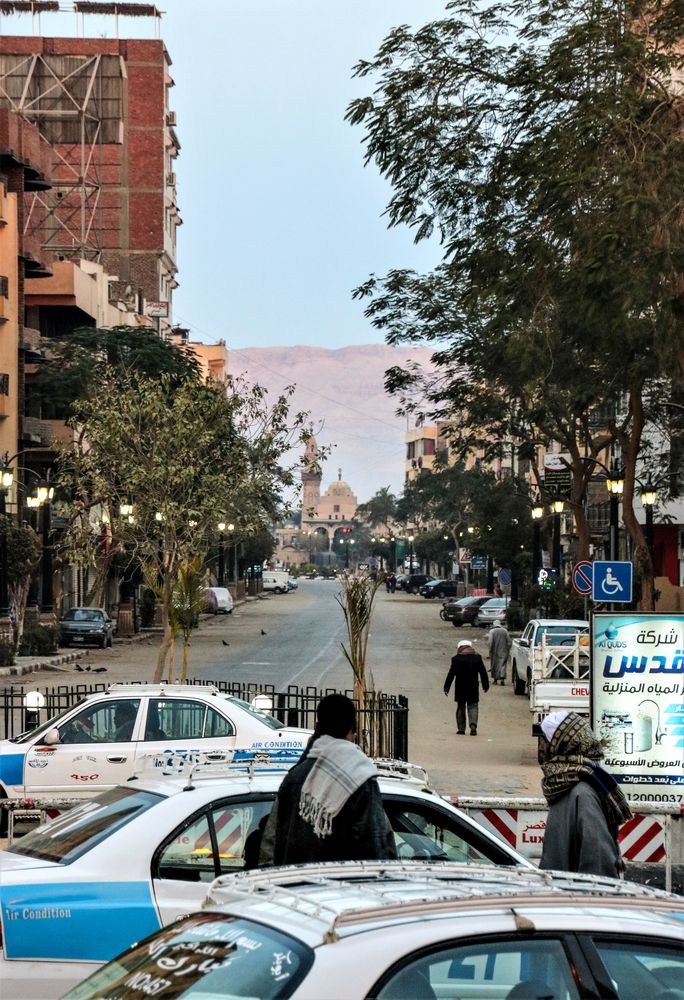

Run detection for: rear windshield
[[538, 625, 587, 641], [229, 697, 285, 731], [63, 913, 312, 1000], [481, 599, 507, 608], [11, 787, 162, 864]]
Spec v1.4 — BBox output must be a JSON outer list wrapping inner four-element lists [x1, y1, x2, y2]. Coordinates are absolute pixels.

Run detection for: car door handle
[[204, 752, 227, 761], [107, 755, 128, 763]]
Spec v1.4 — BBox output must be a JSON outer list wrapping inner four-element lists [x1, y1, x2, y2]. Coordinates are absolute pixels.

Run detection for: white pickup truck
[[510, 619, 590, 734]]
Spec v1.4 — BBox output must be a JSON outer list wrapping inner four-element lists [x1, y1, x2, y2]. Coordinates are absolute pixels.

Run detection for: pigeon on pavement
[[261, 629, 267, 636], [222, 639, 230, 647]]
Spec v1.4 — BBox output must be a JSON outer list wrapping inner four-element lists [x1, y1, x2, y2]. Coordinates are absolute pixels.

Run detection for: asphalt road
[[19, 581, 541, 798]]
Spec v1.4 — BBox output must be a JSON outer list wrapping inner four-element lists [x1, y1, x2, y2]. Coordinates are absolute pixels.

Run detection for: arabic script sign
[[591, 613, 684, 802]]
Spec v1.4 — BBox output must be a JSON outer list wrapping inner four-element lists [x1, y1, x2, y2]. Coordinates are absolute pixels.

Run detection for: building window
[[0, 373, 8, 395], [423, 438, 436, 456], [0, 276, 8, 298], [333, 505, 340, 513], [407, 441, 416, 459]]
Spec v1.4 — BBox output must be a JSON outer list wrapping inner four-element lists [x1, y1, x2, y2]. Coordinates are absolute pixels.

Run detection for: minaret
[[301, 435, 322, 522]]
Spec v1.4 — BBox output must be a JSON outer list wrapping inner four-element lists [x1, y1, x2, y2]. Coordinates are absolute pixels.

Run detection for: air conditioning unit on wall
[[166, 111, 177, 127]]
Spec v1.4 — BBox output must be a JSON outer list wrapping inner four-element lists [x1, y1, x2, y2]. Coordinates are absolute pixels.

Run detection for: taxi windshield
[[229, 697, 285, 731], [11, 698, 93, 744], [63, 914, 312, 1000], [10, 787, 162, 864]]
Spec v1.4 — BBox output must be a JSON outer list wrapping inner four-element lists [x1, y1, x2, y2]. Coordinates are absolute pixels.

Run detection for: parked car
[[64, 861, 684, 1000], [59, 608, 114, 649], [206, 586, 233, 614], [287, 577, 298, 590], [475, 596, 513, 627], [0, 683, 311, 801], [0, 758, 531, 999], [420, 578, 460, 599], [262, 570, 290, 593], [393, 573, 408, 590], [401, 573, 435, 594], [440, 594, 496, 626]]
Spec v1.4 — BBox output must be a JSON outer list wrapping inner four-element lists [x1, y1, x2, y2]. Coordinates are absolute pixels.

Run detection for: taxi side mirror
[[42, 728, 60, 746]]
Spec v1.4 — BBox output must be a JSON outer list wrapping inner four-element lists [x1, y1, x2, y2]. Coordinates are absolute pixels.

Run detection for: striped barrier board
[[454, 799, 670, 864]]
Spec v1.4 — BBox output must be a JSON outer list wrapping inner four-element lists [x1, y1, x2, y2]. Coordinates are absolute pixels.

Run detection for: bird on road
[[92, 666, 107, 673], [261, 629, 267, 636], [75, 664, 84, 672], [222, 639, 230, 647]]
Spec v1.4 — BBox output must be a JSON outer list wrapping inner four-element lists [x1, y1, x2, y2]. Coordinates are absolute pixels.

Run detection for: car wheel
[[99, 637, 106, 649], [452, 620, 462, 627], [526, 670, 532, 698], [410, 585, 420, 594], [512, 663, 526, 696], [275, 587, 284, 594]]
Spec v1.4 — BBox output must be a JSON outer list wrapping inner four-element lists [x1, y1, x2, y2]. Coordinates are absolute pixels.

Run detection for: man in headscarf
[[260, 694, 395, 865], [539, 711, 632, 878], [487, 618, 512, 685], [443, 639, 489, 735]]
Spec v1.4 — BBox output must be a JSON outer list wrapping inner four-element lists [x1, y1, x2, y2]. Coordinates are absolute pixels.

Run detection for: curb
[[0, 650, 86, 678]]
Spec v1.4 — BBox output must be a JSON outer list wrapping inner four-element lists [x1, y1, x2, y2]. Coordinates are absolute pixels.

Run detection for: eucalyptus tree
[[57, 371, 310, 681], [348, 0, 684, 606]]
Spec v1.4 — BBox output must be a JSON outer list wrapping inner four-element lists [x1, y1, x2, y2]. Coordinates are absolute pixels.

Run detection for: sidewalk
[[0, 628, 153, 679]]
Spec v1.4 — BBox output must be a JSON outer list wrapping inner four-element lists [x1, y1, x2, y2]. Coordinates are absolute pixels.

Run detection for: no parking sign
[[572, 560, 593, 596]]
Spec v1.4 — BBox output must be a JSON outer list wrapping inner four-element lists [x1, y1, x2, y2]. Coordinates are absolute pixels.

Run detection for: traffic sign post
[[592, 561, 633, 604]]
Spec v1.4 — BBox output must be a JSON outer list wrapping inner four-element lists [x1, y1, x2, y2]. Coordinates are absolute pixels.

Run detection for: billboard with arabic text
[[591, 613, 684, 803]]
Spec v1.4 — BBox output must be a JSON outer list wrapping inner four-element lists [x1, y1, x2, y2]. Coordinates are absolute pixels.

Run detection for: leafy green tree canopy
[[38, 325, 201, 419]]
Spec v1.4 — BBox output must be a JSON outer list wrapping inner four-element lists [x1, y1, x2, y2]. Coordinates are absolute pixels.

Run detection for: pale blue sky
[[3, 0, 445, 348], [166, 0, 445, 348]]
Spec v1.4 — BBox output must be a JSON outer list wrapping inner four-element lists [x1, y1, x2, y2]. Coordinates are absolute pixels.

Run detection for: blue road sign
[[592, 561, 633, 603], [572, 560, 593, 596], [471, 556, 488, 570], [498, 568, 512, 587]]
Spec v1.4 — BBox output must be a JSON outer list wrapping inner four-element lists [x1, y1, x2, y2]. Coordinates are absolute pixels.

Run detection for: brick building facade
[[0, 36, 179, 330]]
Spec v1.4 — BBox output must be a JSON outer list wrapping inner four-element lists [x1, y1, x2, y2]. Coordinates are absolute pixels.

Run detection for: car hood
[[0, 850, 60, 873]]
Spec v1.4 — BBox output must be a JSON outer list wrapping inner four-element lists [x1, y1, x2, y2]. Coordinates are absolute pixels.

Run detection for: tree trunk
[[9, 575, 31, 644], [153, 569, 174, 683], [167, 632, 176, 683], [181, 636, 190, 682]]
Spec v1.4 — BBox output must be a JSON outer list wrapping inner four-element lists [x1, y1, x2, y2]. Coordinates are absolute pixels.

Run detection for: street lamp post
[[606, 473, 624, 561], [641, 489, 657, 569], [34, 478, 55, 613], [408, 534, 415, 573], [531, 503, 543, 583], [0, 460, 14, 617], [551, 500, 564, 573], [217, 521, 226, 586]]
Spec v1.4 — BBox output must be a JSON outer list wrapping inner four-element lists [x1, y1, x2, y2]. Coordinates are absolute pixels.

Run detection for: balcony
[[22, 416, 53, 448]]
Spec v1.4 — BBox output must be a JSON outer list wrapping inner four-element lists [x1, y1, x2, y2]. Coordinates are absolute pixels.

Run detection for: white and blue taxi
[[0, 754, 531, 999], [0, 683, 310, 800]]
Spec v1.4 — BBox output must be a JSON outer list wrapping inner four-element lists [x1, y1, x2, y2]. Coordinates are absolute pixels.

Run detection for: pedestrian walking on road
[[443, 639, 489, 736], [488, 618, 512, 685], [539, 711, 632, 878], [260, 693, 396, 865]]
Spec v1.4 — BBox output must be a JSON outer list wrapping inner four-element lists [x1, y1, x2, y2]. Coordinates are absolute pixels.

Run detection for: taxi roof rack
[[107, 682, 222, 696], [129, 747, 430, 792]]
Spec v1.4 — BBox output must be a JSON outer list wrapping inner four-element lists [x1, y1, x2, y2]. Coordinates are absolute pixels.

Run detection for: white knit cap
[[541, 710, 570, 743], [457, 639, 473, 650]]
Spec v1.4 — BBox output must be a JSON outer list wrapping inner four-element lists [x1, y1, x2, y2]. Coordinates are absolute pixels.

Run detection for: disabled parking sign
[[592, 561, 633, 603]]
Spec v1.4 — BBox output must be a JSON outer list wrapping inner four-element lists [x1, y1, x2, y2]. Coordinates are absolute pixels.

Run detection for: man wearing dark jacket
[[259, 694, 396, 866], [443, 639, 490, 735]]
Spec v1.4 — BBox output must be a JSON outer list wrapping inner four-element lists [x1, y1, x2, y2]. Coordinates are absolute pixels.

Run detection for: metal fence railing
[[0, 680, 409, 761]]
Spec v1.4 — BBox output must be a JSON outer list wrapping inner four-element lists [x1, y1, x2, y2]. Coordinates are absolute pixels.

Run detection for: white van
[[262, 570, 290, 594]]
